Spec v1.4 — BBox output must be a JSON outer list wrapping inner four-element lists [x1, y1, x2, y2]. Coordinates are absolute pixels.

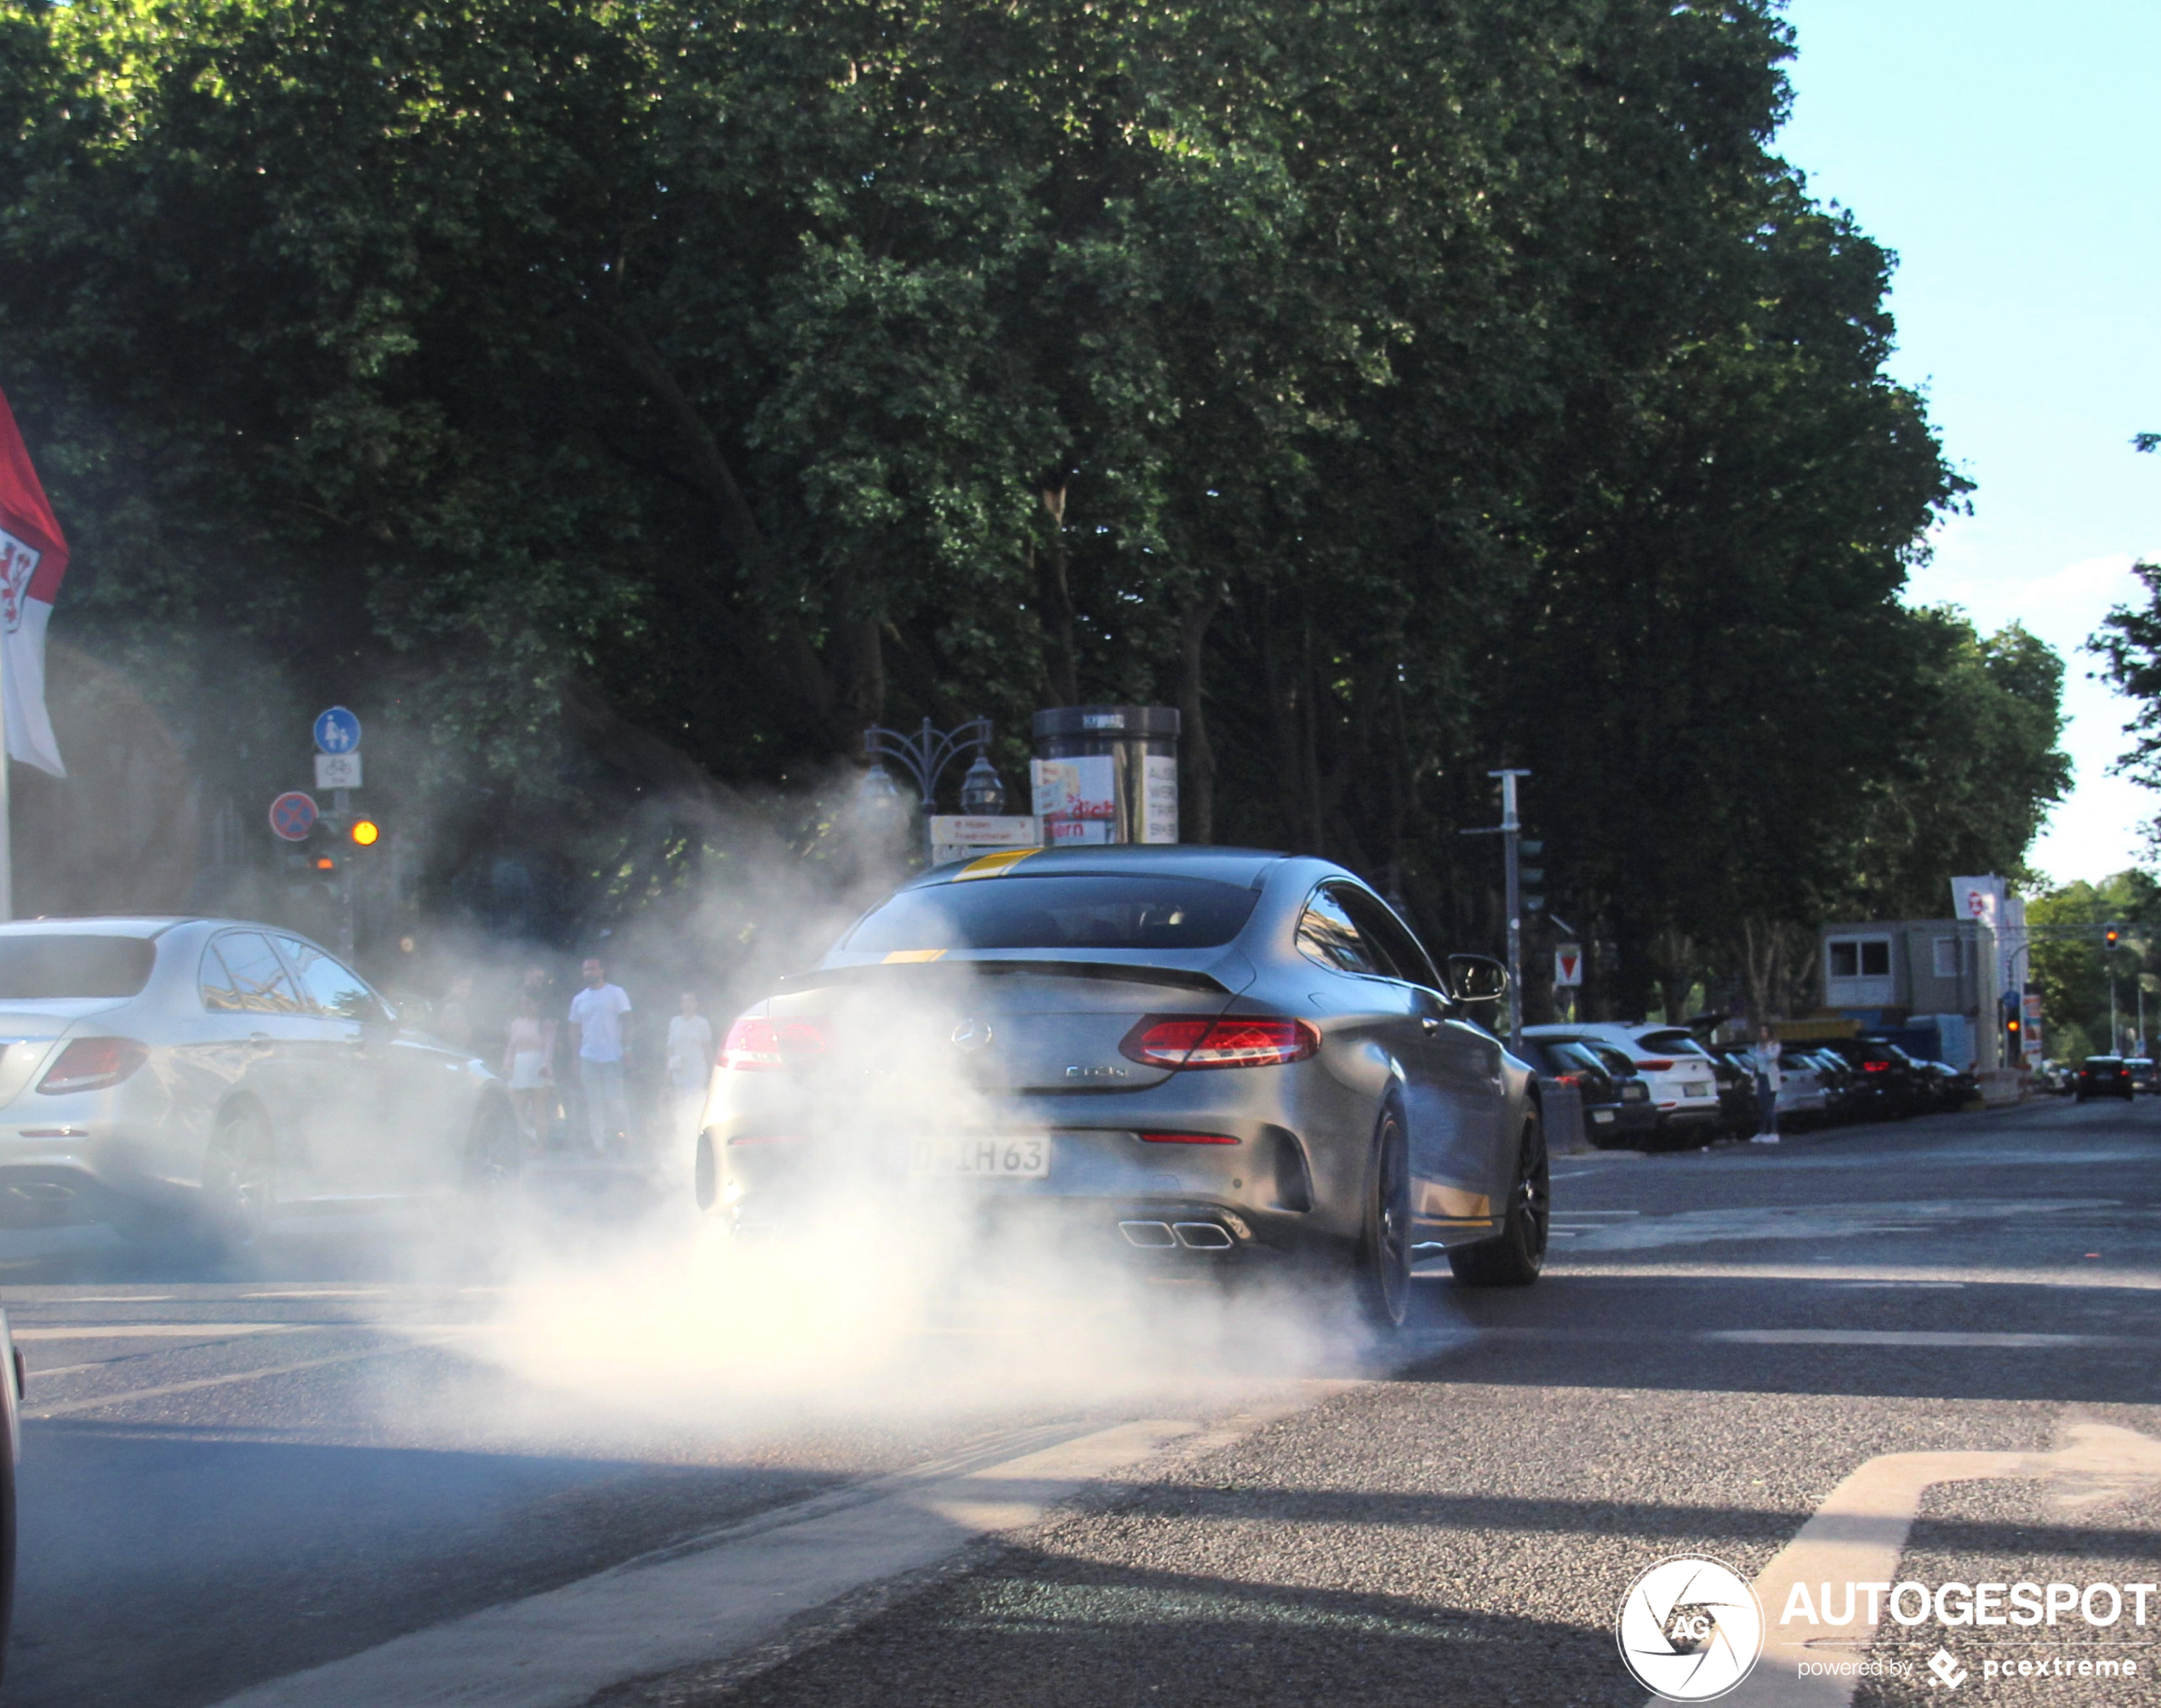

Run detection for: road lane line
[[1701, 1329, 2118, 1348], [14, 1324, 308, 1341], [1717, 1422, 2161, 1708], [23, 1332, 465, 1420], [208, 1416, 1206, 1708], [1464, 1328, 2138, 1349]]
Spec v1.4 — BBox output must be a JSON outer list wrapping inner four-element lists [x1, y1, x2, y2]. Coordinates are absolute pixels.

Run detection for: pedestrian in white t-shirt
[[567, 957, 633, 1153], [665, 992, 716, 1147]]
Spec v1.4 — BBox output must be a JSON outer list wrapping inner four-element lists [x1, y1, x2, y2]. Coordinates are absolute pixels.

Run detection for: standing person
[[1750, 1022, 1783, 1144], [665, 992, 716, 1149], [567, 957, 633, 1155], [501, 992, 557, 1147]]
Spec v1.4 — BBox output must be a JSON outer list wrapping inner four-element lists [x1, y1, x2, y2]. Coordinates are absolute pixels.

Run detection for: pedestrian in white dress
[[666, 993, 716, 1147]]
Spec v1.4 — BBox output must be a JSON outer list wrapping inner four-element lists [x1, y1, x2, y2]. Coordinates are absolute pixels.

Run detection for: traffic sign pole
[[1491, 769, 1530, 1050], [312, 709, 363, 962]]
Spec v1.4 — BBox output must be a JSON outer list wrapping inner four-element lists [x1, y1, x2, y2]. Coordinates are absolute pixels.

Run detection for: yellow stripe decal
[[952, 847, 1038, 882], [881, 948, 947, 964]]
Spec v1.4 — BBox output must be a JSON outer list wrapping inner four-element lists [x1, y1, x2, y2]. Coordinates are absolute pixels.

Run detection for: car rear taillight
[[1635, 1058, 1675, 1072], [1139, 1131, 1240, 1145], [1120, 1015, 1320, 1070], [37, 1037, 149, 1095], [1552, 1073, 1581, 1086], [720, 1018, 829, 1071], [1862, 1060, 1890, 1073]]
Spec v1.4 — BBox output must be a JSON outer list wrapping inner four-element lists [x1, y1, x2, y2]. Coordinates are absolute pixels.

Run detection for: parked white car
[[1523, 1022, 1722, 1136]]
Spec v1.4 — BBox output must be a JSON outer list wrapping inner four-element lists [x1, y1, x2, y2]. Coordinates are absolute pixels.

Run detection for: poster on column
[[1141, 754, 1179, 844], [1032, 757, 1118, 845]]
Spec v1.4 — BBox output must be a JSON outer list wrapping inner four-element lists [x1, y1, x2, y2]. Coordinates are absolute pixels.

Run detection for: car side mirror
[[1444, 954, 1509, 1005]]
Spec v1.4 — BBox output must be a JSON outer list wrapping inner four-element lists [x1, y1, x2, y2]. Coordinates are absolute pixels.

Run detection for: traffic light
[[349, 818, 380, 847], [2107, 924, 2121, 950], [312, 851, 339, 874]]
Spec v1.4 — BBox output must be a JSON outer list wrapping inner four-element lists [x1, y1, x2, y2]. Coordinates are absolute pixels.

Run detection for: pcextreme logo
[[1616, 1556, 1765, 1701]]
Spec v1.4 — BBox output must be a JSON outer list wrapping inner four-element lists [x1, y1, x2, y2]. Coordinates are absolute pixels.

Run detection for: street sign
[[268, 791, 319, 842], [931, 814, 1041, 868], [313, 706, 362, 754], [315, 751, 363, 790], [1554, 942, 1583, 987]]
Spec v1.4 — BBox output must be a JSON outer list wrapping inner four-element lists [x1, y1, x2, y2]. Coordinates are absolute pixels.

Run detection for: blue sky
[[1776, 0, 2161, 887]]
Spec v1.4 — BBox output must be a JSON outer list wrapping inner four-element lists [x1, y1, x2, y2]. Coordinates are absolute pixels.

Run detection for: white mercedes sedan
[[0, 917, 517, 1245]]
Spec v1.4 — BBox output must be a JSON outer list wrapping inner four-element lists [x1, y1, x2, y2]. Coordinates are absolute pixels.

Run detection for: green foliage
[[0, 0, 2059, 982], [2030, 870, 2161, 1056]]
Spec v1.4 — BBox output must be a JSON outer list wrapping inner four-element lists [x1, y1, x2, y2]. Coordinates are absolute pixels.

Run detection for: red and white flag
[[0, 385, 68, 777]]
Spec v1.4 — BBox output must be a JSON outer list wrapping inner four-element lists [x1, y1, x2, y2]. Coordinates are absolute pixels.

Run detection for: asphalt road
[[5, 1095, 2158, 1706]]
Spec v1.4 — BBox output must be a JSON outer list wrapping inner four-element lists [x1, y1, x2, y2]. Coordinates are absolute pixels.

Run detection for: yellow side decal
[[881, 948, 947, 964], [1417, 1184, 1493, 1220], [952, 847, 1038, 882]]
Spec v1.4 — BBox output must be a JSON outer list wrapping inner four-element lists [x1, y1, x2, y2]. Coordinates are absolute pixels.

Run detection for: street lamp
[[958, 754, 1007, 815], [862, 718, 995, 840]]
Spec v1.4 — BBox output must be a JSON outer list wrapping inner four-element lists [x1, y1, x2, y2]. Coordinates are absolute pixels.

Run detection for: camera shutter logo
[[1616, 1556, 1763, 1700]]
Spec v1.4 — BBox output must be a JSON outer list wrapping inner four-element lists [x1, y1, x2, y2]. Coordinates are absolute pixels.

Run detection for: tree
[[0, 0, 2049, 993]]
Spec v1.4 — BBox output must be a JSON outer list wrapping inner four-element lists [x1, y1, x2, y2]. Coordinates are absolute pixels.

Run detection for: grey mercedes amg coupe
[[697, 846, 1548, 1328]]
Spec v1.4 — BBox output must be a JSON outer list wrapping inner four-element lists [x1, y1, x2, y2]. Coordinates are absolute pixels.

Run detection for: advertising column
[[1029, 707, 1181, 845]]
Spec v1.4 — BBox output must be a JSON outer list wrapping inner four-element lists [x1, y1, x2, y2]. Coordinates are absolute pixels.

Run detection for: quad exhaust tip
[[1119, 1219, 1235, 1251]]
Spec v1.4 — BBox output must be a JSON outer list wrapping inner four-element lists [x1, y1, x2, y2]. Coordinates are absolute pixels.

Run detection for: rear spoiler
[[778, 958, 1232, 996]]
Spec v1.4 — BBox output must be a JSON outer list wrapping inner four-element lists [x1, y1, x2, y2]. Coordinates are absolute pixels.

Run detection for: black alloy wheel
[[1451, 1113, 1548, 1288], [1352, 1107, 1412, 1330], [202, 1102, 275, 1250]]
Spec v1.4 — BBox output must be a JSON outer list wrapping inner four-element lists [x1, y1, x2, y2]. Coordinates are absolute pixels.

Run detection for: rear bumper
[[1654, 1106, 1721, 1130], [711, 1122, 1340, 1265], [0, 1102, 190, 1226]]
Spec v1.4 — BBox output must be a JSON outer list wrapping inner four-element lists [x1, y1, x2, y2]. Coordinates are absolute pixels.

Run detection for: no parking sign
[[268, 790, 318, 842]]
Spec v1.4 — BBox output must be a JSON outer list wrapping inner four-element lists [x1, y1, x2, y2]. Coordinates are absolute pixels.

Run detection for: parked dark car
[[1930, 1060, 1979, 1108], [1515, 1037, 1656, 1148], [2076, 1056, 2135, 1102], [1814, 1036, 1926, 1120], [2127, 1056, 2158, 1095], [1708, 1048, 1759, 1139]]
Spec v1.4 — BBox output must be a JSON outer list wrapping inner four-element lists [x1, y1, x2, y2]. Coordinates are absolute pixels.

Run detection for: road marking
[[22, 1333, 464, 1420], [1702, 1329, 2119, 1348], [1565, 1198, 2116, 1253], [1467, 1327, 2136, 1350], [14, 1324, 305, 1341], [1718, 1421, 2161, 1708], [209, 1416, 1206, 1708]]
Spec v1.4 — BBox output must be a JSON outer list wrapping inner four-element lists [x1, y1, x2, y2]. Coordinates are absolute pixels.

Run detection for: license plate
[[1684, 1081, 1712, 1098], [909, 1135, 1050, 1179], [1592, 1109, 1615, 1124]]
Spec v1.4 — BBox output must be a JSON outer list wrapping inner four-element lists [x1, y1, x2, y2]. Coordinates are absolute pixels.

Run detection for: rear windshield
[[1636, 1030, 1712, 1058], [843, 875, 1259, 954], [0, 935, 156, 999]]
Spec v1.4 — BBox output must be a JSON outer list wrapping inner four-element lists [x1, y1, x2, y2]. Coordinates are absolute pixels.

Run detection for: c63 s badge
[[1616, 1556, 1763, 1700]]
